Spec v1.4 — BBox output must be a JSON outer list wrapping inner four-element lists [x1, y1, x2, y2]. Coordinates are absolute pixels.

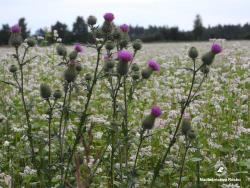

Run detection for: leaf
[[190, 157, 202, 162], [239, 159, 250, 169], [113, 180, 121, 187], [231, 171, 249, 175]]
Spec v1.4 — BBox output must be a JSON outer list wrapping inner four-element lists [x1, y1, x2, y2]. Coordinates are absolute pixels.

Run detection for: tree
[[35, 28, 46, 37], [72, 16, 88, 43], [0, 24, 10, 45], [169, 27, 179, 41], [18, 17, 30, 39], [193, 14, 203, 40]]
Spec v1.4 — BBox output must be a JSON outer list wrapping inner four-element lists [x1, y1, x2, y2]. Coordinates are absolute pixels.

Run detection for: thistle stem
[[150, 59, 198, 187], [109, 75, 122, 187], [63, 45, 104, 185], [58, 83, 69, 183], [47, 99, 55, 188], [123, 76, 129, 167], [61, 82, 73, 179], [132, 129, 145, 175], [15, 47, 36, 167], [177, 140, 190, 188]]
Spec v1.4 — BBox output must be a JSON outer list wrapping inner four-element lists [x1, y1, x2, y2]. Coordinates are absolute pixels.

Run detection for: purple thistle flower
[[120, 24, 129, 33], [151, 106, 162, 117], [118, 50, 133, 62], [103, 13, 115, 22], [211, 43, 222, 54], [10, 24, 21, 33], [74, 43, 83, 53], [148, 60, 160, 71]]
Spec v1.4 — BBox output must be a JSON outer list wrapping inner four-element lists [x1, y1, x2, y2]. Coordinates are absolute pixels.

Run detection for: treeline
[[0, 15, 250, 45], [130, 24, 250, 42], [130, 15, 250, 42]]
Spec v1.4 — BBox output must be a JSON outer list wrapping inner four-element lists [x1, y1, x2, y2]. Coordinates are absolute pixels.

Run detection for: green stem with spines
[[63, 41, 106, 185], [150, 59, 206, 187]]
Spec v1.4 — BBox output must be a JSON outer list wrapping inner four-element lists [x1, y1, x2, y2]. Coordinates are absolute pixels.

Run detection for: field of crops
[[0, 39, 249, 188]]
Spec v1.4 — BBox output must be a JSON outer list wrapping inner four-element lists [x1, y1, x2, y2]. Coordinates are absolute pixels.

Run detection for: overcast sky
[[0, 0, 249, 33]]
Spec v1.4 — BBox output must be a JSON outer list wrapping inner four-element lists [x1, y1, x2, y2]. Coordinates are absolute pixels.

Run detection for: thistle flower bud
[[75, 63, 82, 72], [131, 72, 140, 80], [201, 51, 215, 66], [181, 116, 192, 135], [187, 129, 196, 140], [40, 84, 52, 99], [64, 67, 77, 83], [104, 60, 114, 73], [117, 61, 129, 75], [9, 34, 22, 47], [69, 50, 78, 60], [188, 47, 198, 59], [85, 73, 92, 81], [119, 39, 129, 49], [95, 29, 104, 39], [200, 65, 210, 74], [112, 28, 121, 40], [56, 45, 67, 57], [142, 114, 156, 130], [9, 65, 18, 73], [102, 21, 113, 34], [133, 39, 142, 51], [87, 15, 97, 26], [141, 68, 153, 79], [142, 106, 162, 130], [53, 90, 62, 99], [131, 63, 139, 71], [105, 40, 115, 51], [27, 37, 36, 47]]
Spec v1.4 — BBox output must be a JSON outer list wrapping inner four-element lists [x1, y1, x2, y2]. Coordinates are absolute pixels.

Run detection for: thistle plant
[[4, 25, 38, 168], [3, 13, 248, 188], [129, 105, 162, 187], [150, 44, 222, 187], [40, 83, 61, 186]]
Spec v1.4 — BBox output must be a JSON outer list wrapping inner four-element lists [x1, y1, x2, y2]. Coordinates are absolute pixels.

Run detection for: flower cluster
[[148, 60, 160, 71], [142, 106, 162, 129], [120, 24, 129, 33], [10, 24, 21, 33], [211, 43, 222, 54], [74, 43, 84, 53], [118, 50, 133, 62], [151, 105, 162, 117], [103, 13, 115, 22]]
